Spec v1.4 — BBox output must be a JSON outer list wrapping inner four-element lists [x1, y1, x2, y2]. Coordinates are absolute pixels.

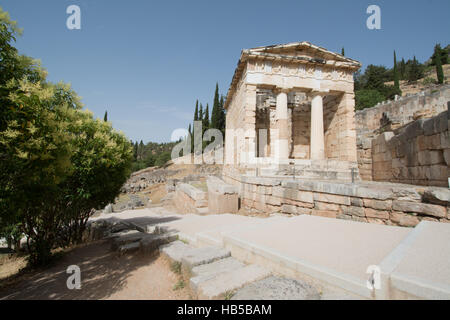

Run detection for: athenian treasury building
[[223, 42, 361, 181]]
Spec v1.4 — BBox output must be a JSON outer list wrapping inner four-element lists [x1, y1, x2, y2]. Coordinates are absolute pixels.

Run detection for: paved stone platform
[[91, 208, 450, 299]]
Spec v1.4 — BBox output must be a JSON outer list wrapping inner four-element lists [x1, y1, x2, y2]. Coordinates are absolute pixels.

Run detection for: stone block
[[366, 218, 386, 225], [177, 183, 206, 201], [423, 188, 450, 205], [206, 176, 238, 195], [418, 150, 445, 166], [231, 276, 321, 300], [196, 265, 271, 300], [313, 193, 351, 205], [351, 197, 364, 207], [390, 212, 420, 227], [181, 246, 231, 270], [392, 201, 446, 218], [364, 208, 389, 220], [429, 165, 448, 181], [363, 199, 392, 210], [314, 201, 340, 212], [355, 187, 392, 200], [266, 195, 282, 206], [341, 205, 365, 217], [444, 149, 450, 165], [311, 210, 337, 219], [208, 189, 239, 214], [441, 131, 450, 149], [283, 198, 315, 208]]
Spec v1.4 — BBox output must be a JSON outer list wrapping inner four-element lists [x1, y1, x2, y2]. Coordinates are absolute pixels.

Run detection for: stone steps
[[196, 264, 271, 300], [230, 276, 321, 300], [190, 257, 245, 291], [160, 240, 272, 300]]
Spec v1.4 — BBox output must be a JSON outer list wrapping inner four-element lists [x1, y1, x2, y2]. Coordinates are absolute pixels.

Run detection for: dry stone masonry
[[220, 42, 450, 228]]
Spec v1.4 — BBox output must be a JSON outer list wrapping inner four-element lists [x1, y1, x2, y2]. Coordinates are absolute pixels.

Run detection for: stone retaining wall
[[372, 108, 450, 187], [355, 85, 450, 181], [223, 173, 450, 227]]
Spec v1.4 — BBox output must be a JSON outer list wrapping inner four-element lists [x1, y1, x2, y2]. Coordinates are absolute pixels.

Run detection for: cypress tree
[[211, 83, 220, 129], [133, 141, 138, 161], [194, 100, 199, 121], [203, 103, 210, 130], [435, 44, 444, 84], [218, 95, 226, 134], [138, 140, 144, 161], [199, 103, 203, 122], [104, 110, 108, 122], [341, 47, 345, 56], [393, 50, 401, 95], [400, 58, 406, 80], [408, 56, 422, 83]]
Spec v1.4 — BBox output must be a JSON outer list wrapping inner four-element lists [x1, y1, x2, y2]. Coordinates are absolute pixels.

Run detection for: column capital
[[310, 88, 329, 97], [274, 87, 291, 94]]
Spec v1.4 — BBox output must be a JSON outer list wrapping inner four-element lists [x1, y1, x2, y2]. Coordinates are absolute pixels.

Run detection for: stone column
[[275, 89, 289, 160], [310, 91, 328, 160]]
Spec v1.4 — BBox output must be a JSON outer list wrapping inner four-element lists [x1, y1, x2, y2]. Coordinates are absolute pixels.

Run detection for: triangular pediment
[[244, 41, 359, 66]]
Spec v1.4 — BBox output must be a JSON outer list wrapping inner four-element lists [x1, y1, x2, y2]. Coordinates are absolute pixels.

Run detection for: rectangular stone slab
[[196, 265, 271, 300], [190, 257, 245, 290], [180, 246, 231, 270]]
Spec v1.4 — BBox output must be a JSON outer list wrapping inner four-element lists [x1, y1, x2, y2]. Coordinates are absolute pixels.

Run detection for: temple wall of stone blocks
[[356, 85, 450, 181]]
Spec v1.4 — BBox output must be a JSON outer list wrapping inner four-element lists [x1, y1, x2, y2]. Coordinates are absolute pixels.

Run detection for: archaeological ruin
[[220, 42, 450, 227]]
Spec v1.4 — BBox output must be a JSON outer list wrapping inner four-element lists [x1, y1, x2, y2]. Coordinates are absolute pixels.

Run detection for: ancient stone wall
[[225, 76, 248, 165], [356, 85, 450, 180], [222, 172, 450, 227], [372, 108, 449, 187]]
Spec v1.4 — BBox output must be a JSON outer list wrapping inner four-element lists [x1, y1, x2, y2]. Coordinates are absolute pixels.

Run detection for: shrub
[[355, 89, 386, 110], [0, 79, 133, 265]]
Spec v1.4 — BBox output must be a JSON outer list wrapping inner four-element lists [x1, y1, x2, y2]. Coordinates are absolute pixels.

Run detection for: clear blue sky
[[2, 0, 449, 143]]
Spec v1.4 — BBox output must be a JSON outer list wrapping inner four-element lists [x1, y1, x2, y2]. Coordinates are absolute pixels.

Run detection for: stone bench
[[207, 176, 239, 214]]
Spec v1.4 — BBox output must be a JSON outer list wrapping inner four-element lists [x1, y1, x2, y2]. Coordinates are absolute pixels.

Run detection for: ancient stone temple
[[223, 42, 361, 180]]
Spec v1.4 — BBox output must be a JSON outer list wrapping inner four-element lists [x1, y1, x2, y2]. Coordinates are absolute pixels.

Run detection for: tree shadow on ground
[[0, 240, 158, 300]]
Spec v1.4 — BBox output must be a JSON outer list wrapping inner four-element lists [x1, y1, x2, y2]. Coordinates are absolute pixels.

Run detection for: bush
[[355, 89, 386, 110], [155, 151, 171, 167], [422, 77, 436, 85], [0, 79, 133, 265]]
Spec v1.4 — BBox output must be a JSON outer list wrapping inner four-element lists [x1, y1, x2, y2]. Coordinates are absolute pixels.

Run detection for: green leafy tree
[[341, 47, 345, 56], [407, 56, 424, 83], [355, 89, 386, 110], [155, 151, 171, 167], [0, 8, 133, 264], [430, 44, 448, 66]]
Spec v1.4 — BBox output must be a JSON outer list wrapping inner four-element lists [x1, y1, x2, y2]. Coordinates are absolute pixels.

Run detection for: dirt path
[[0, 241, 191, 300]]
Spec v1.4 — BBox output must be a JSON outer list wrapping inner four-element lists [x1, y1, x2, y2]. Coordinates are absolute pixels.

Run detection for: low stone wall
[[356, 85, 450, 181], [174, 183, 208, 214], [223, 173, 450, 227], [372, 108, 449, 187]]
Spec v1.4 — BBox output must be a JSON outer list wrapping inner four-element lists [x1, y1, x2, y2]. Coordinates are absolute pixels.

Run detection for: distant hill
[[385, 64, 450, 96]]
